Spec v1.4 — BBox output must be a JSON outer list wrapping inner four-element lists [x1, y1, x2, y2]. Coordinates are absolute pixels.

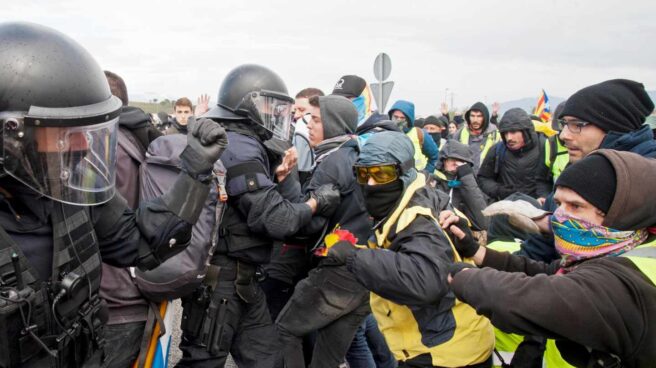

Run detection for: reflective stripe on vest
[[487, 240, 521, 254], [459, 128, 500, 164], [371, 174, 494, 366], [407, 127, 428, 170]]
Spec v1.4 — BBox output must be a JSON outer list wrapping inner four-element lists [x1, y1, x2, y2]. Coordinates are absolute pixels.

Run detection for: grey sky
[[3, 0, 655, 116]]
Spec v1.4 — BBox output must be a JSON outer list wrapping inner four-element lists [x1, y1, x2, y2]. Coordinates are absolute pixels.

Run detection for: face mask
[[428, 132, 442, 147], [551, 207, 647, 270], [362, 180, 404, 220]]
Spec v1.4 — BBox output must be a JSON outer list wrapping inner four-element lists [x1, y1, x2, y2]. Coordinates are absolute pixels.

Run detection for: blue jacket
[[517, 125, 656, 262], [388, 100, 439, 173]]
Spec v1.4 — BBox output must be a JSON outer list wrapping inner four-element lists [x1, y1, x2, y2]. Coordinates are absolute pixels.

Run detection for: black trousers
[[176, 263, 279, 368], [276, 264, 370, 368]]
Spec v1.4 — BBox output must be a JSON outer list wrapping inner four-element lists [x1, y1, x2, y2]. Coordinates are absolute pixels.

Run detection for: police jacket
[[0, 170, 196, 367], [451, 239, 656, 368], [347, 173, 494, 367], [214, 130, 314, 265]]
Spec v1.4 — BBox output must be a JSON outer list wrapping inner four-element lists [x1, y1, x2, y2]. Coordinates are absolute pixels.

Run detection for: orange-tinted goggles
[[353, 163, 400, 185]]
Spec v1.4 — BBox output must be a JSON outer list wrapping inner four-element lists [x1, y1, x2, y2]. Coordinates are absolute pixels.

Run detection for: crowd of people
[[0, 21, 655, 368]]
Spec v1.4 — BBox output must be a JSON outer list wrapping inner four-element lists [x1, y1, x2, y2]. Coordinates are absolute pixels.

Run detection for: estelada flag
[[533, 89, 552, 123]]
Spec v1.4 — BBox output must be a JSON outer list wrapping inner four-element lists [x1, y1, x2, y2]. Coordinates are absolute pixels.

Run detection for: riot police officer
[[0, 22, 227, 367], [176, 64, 340, 367]]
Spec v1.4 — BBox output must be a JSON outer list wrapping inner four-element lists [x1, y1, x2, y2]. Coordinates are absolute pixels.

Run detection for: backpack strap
[[416, 127, 424, 146]]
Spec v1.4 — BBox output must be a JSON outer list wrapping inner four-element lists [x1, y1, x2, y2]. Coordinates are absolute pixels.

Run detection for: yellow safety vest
[[406, 127, 428, 170], [459, 128, 500, 165], [369, 173, 494, 367], [544, 136, 569, 180]]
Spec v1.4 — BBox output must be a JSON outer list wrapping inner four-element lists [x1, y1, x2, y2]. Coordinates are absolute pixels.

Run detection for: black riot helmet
[[0, 22, 123, 205], [204, 64, 294, 141]]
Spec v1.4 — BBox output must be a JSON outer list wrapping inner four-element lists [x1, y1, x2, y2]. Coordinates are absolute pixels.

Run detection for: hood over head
[[319, 95, 358, 140], [439, 139, 474, 166], [464, 101, 490, 131], [557, 149, 656, 230], [388, 100, 416, 127], [498, 108, 537, 148], [595, 149, 656, 230], [357, 131, 417, 188], [356, 113, 401, 135]]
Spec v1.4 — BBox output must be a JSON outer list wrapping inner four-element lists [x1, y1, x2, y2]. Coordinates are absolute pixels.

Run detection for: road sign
[[371, 81, 394, 112], [373, 53, 392, 81]]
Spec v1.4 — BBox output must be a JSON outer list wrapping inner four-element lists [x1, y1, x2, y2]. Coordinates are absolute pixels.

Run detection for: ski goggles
[[353, 163, 402, 185]]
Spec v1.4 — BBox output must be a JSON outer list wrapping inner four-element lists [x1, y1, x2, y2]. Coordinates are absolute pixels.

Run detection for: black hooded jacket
[[477, 108, 545, 201]]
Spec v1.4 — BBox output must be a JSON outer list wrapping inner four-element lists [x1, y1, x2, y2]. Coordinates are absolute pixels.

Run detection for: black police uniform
[[177, 129, 318, 367]]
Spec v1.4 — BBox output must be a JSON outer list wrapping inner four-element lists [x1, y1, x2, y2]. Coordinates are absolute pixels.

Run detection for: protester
[[423, 115, 449, 148], [454, 102, 501, 173], [518, 78, 656, 262], [332, 74, 374, 126], [477, 108, 545, 202], [276, 95, 372, 368], [432, 140, 489, 231], [101, 70, 163, 368], [292, 87, 324, 180], [325, 131, 494, 368], [447, 149, 656, 368], [165, 97, 194, 134], [388, 100, 440, 173]]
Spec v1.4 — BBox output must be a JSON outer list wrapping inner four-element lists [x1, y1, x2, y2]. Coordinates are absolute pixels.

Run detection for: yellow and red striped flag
[[533, 89, 552, 122]]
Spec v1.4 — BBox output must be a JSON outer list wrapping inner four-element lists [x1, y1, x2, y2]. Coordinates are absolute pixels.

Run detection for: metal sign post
[[371, 52, 394, 112]]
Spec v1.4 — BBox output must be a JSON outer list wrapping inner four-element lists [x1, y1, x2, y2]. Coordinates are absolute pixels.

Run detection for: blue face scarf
[[352, 95, 367, 126]]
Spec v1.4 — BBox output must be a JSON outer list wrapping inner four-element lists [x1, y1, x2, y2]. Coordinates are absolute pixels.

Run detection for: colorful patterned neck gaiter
[[552, 207, 648, 271]]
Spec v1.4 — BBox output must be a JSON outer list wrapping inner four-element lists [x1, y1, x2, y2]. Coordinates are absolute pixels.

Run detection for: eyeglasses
[[353, 163, 401, 185], [558, 119, 591, 134]]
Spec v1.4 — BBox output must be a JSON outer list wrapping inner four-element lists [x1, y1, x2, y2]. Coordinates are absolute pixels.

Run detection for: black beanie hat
[[558, 79, 654, 133], [555, 154, 616, 214], [424, 115, 447, 128], [332, 75, 366, 98]]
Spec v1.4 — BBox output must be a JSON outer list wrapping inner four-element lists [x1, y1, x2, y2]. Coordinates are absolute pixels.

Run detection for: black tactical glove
[[310, 184, 341, 217], [455, 163, 474, 179], [326, 241, 358, 265], [181, 117, 228, 181], [449, 223, 480, 258], [447, 262, 475, 278]]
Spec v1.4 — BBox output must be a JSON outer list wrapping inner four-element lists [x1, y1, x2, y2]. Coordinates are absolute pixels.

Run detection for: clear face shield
[[1, 98, 121, 205], [237, 90, 294, 141]]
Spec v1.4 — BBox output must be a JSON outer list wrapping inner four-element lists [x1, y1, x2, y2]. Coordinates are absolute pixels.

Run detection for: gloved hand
[[326, 241, 358, 265], [310, 184, 341, 217], [181, 117, 228, 181], [455, 163, 474, 178], [447, 262, 475, 278], [448, 223, 480, 258]]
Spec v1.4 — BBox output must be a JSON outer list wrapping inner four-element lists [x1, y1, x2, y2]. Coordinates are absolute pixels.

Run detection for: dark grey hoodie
[[319, 95, 358, 139]]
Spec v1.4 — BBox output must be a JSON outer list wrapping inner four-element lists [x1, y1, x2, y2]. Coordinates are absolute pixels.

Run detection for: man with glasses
[[388, 100, 440, 174], [325, 131, 494, 368], [518, 78, 656, 263]]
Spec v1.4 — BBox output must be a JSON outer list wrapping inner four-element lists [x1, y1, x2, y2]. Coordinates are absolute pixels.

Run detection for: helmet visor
[[3, 118, 118, 205], [238, 91, 294, 141]]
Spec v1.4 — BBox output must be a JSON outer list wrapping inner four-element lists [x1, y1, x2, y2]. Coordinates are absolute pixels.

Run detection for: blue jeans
[[346, 314, 397, 368]]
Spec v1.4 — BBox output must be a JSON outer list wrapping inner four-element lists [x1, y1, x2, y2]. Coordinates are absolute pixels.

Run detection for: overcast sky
[[3, 0, 655, 115]]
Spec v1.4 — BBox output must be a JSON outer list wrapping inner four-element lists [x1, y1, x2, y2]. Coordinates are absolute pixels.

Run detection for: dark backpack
[[134, 134, 226, 302]]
